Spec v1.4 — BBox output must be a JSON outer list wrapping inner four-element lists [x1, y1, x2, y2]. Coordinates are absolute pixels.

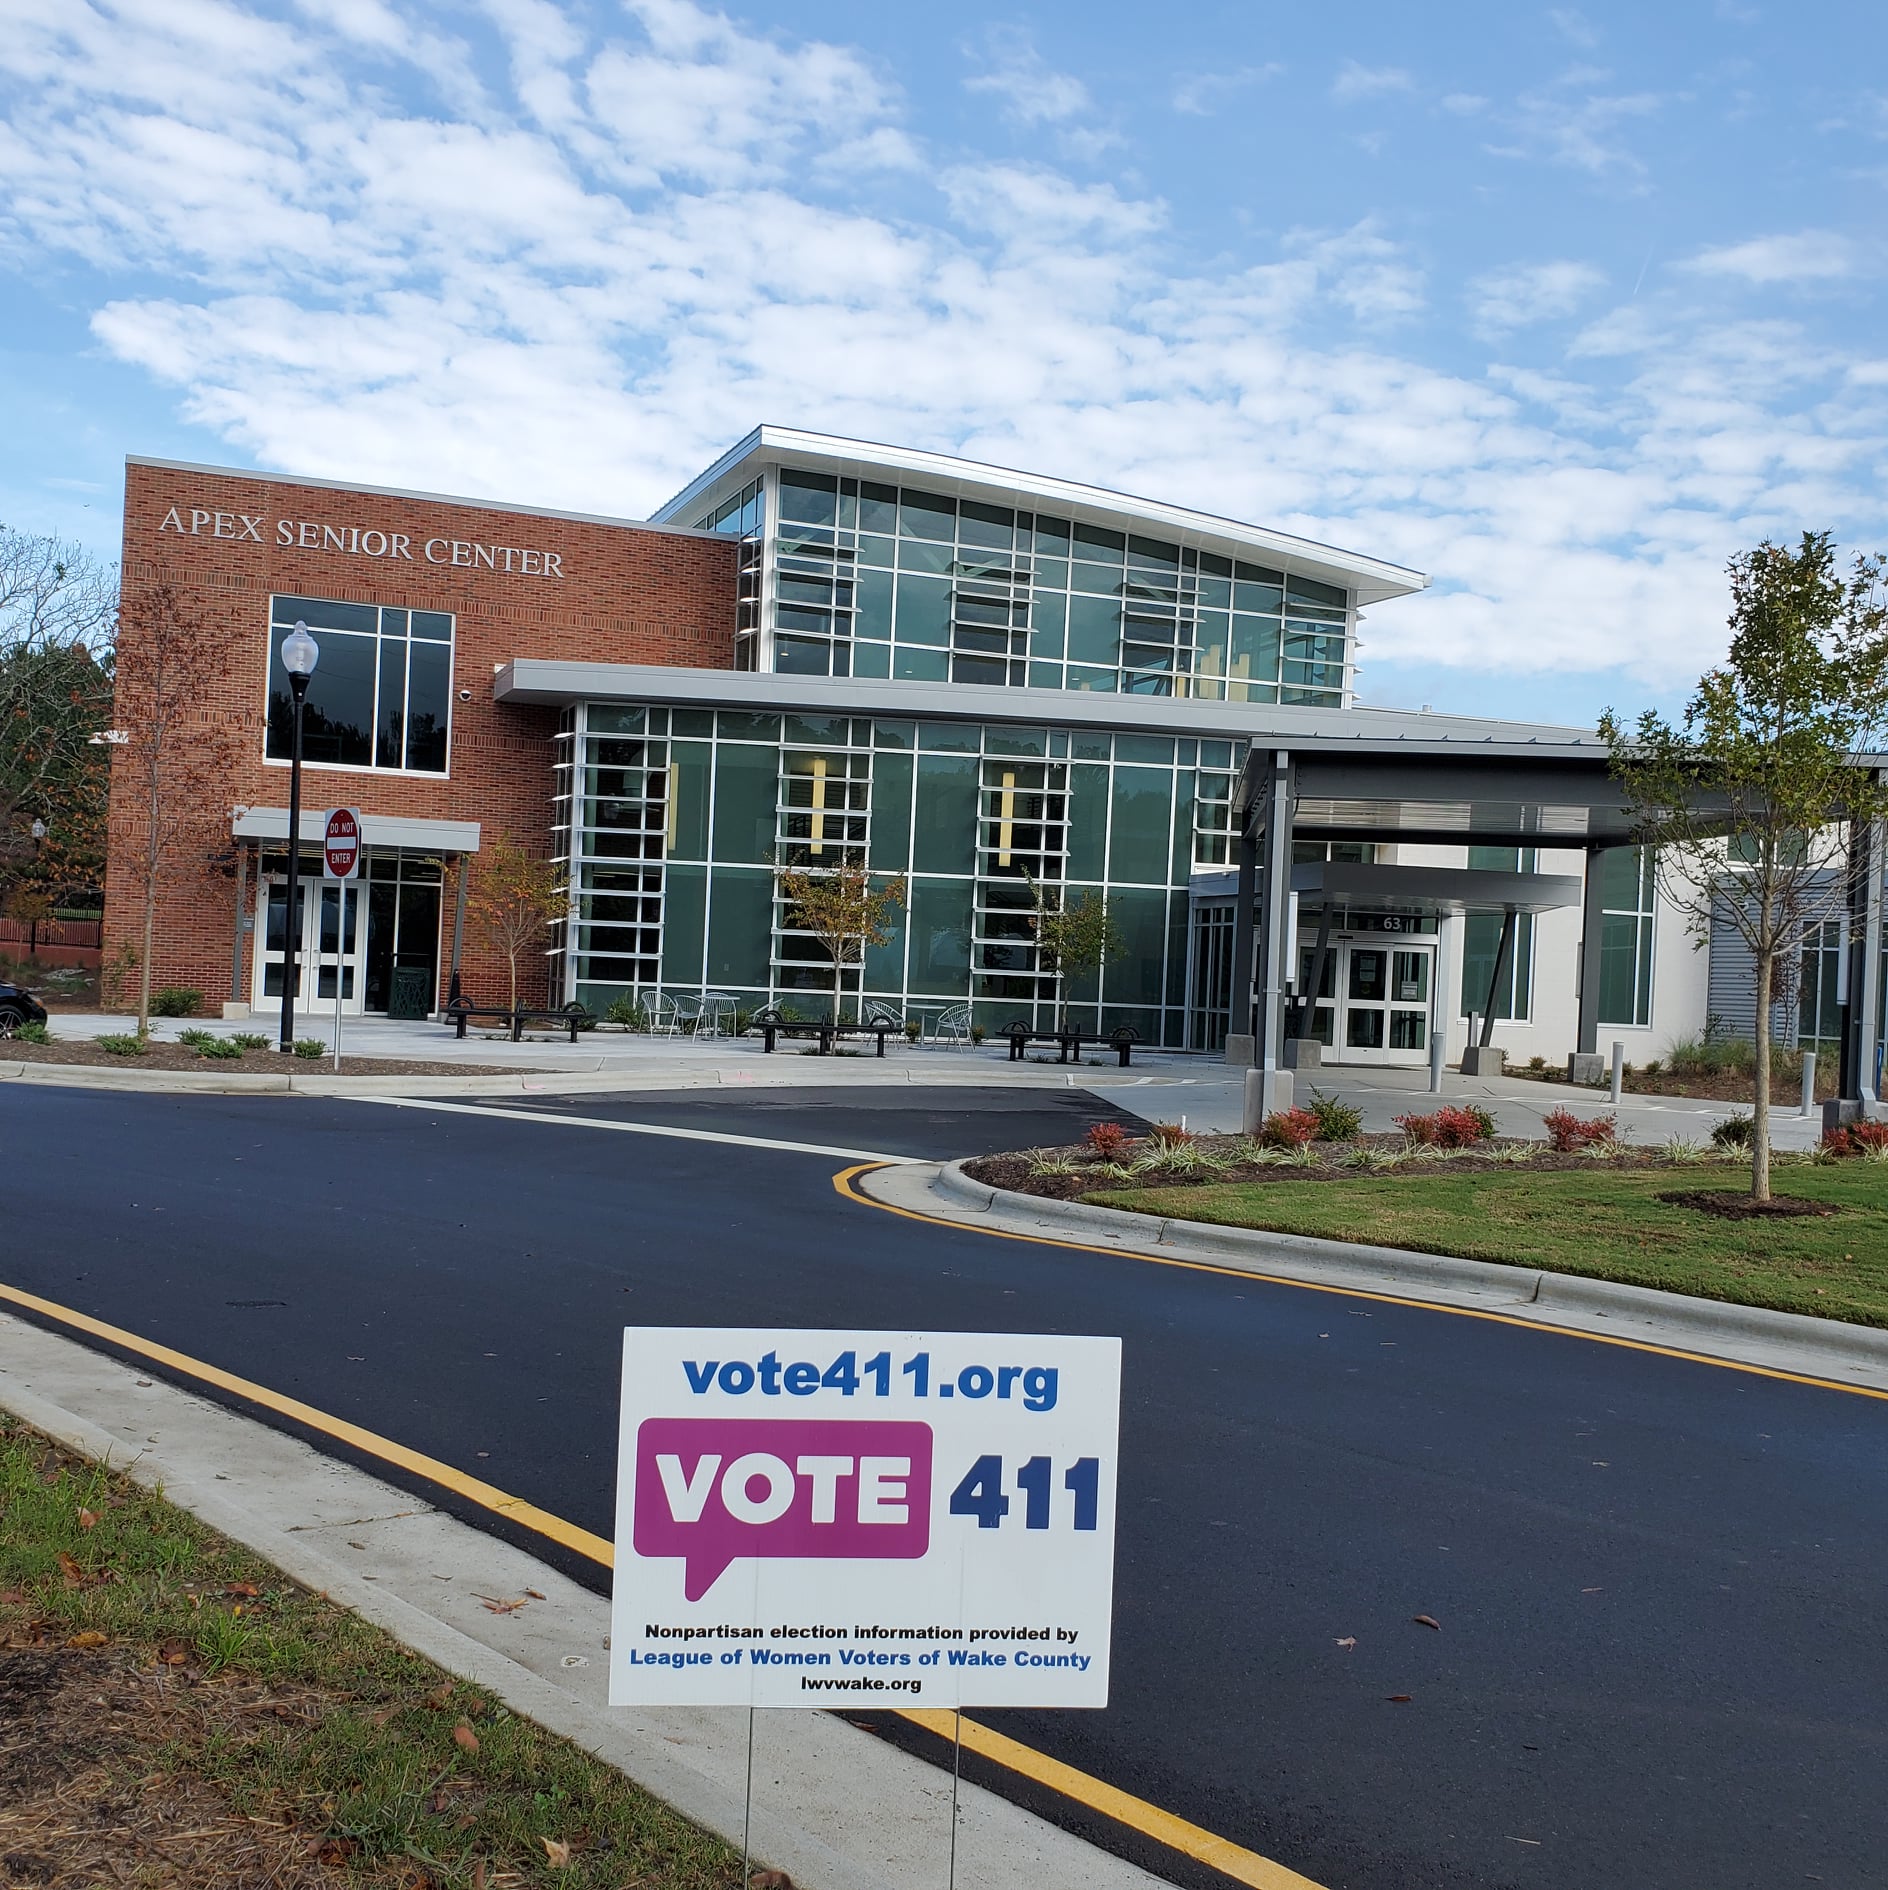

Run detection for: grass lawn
[[0, 1413, 735, 1889], [1089, 1161, 1888, 1328]]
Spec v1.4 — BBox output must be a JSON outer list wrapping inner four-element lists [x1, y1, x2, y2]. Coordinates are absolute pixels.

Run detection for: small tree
[[469, 838, 570, 1012], [775, 861, 906, 1020], [114, 584, 238, 1035], [1600, 533, 1888, 1201], [1029, 879, 1124, 1028], [6, 885, 53, 955]]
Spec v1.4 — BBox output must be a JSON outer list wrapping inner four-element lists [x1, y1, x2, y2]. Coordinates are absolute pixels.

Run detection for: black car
[[0, 983, 49, 1036]]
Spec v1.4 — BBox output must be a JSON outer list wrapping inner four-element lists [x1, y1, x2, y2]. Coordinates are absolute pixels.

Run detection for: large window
[[266, 594, 452, 774], [1460, 847, 1535, 1021], [1596, 846, 1657, 1027], [751, 469, 1350, 705]]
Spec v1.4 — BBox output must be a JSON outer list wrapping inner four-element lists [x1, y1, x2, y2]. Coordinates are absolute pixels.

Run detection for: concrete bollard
[[1429, 1026, 1446, 1095], [1609, 1040, 1624, 1106], [1243, 1066, 1295, 1133], [1801, 1051, 1817, 1117]]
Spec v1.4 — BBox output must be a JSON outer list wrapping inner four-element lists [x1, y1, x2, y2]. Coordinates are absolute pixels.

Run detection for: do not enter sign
[[322, 808, 362, 881]]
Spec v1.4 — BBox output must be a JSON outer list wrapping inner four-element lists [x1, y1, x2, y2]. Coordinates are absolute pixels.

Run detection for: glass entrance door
[[1336, 939, 1433, 1065], [254, 871, 366, 1016]]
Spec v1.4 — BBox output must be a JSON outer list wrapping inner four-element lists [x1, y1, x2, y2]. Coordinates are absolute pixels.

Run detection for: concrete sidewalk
[[0, 1308, 1178, 1890]]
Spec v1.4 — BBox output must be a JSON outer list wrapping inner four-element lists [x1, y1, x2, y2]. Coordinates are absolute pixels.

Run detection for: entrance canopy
[[1291, 860, 1582, 917]]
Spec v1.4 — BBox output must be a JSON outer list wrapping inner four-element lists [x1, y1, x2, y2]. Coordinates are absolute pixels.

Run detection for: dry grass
[[0, 1416, 737, 1890]]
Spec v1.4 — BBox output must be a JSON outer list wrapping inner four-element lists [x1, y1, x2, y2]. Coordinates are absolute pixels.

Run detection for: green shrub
[[12, 1020, 53, 1045], [150, 986, 204, 1018], [969, 1024, 987, 1044], [1304, 1089, 1363, 1142], [603, 995, 648, 1029], [96, 1032, 148, 1056], [1710, 1112, 1755, 1149], [192, 1035, 243, 1060], [230, 1032, 270, 1050], [176, 1027, 215, 1046], [291, 1038, 325, 1060]]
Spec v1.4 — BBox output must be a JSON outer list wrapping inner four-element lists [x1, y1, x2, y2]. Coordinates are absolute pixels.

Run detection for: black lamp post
[[277, 621, 319, 1052]]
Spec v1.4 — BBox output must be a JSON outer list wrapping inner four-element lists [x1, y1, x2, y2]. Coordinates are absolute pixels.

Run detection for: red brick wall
[[105, 461, 738, 1015]]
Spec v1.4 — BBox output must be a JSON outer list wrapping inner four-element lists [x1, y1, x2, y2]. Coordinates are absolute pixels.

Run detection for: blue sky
[[2, 0, 1884, 726]]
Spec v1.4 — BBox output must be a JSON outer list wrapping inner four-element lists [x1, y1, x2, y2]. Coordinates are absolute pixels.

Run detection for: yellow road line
[[0, 1279, 614, 1565], [0, 1273, 1319, 1890], [901, 1709, 1324, 1888], [830, 1163, 1888, 1404]]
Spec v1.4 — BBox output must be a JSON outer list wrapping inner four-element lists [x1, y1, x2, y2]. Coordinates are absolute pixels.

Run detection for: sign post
[[610, 1327, 1120, 1882], [321, 810, 361, 1072]]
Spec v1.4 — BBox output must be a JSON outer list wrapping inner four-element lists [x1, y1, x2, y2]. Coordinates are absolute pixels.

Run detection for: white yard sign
[[609, 1328, 1121, 1709]]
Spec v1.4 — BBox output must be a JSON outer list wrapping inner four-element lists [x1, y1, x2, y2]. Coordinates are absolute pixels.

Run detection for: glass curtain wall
[[692, 478, 765, 670], [729, 468, 1350, 706], [563, 704, 1246, 1044], [1596, 846, 1657, 1027], [1460, 847, 1537, 1020]]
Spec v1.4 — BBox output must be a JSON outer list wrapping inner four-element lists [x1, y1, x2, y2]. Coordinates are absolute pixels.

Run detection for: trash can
[[388, 964, 432, 1021]]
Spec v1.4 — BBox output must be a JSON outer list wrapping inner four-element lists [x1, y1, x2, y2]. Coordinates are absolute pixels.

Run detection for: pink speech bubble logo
[[633, 1417, 933, 1601]]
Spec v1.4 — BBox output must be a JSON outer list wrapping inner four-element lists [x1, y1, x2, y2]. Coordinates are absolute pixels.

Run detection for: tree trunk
[[507, 945, 518, 1013], [1751, 949, 1772, 1202], [139, 882, 155, 1037]]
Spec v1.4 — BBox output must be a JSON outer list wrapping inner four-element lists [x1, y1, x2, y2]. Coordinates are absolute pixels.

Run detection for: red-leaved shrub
[[1149, 1121, 1196, 1148], [1395, 1105, 1495, 1148], [1822, 1118, 1888, 1157], [1542, 1107, 1616, 1151], [1086, 1121, 1129, 1159], [1259, 1107, 1320, 1149]]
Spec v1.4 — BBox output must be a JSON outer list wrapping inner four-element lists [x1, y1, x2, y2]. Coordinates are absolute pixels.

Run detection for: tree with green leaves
[[470, 837, 571, 1012], [1, 526, 116, 902], [775, 861, 906, 1021], [1599, 533, 1888, 1201], [1028, 878, 1124, 1028]]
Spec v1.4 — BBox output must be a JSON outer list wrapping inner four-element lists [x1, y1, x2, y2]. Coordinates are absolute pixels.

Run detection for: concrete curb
[[0, 1311, 1170, 1890], [876, 1160, 1888, 1391]]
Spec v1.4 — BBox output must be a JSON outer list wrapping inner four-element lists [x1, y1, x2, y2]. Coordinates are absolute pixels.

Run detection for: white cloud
[[1502, 72, 1663, 176], [1331, 61, 1413, 104], [0, 0, 1883, 699], [1172, 64, 1282, 116], [1547, 8, 1600, 49], [1441, 93, 1488, 115], [1684, 230, 1860, 283], [965, 28, 1089, 126], [1468, 259, 1607, 334]]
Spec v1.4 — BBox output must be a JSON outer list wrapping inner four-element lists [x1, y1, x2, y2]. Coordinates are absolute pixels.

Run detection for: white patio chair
[[696, 991, 738, 1039], [933, 1002, 973, 1050], [649, 993, 686, 1037]]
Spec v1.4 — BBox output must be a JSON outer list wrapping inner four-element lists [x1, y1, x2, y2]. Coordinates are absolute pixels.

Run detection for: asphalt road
[[4, 1082, 1886, 1890]]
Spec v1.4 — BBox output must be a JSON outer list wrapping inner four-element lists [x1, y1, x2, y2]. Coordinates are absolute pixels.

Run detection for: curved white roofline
[[652, 426, 1428, 606]]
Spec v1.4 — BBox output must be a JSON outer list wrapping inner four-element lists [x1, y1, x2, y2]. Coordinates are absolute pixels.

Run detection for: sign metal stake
[[947, 1711, 963, 1890], [740, 1705, 756, 1887]]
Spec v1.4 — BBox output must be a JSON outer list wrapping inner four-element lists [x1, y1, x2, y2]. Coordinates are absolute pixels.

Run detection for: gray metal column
[[1480, 908, 1518, 1047], [1225, 810, 1260, 1063], [228, 843, 249, 1011], [1297, 906, 1334, 1042], [448, 854, 470, 1009], [1847, 793, 1884, 1107], [1255, 749, 1295, 1086], [1576, 844, 1606, 1056]]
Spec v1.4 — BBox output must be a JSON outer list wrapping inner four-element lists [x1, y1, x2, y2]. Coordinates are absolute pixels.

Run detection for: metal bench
[[753, 1007, 894, 1057], [1002, 1020, 1140, 1067], [445, 999, 593, 1043]]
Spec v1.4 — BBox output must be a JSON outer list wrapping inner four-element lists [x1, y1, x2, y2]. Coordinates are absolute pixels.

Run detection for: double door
[[255, 875, 366, 1014], [1298, 937, 1433, 1065]]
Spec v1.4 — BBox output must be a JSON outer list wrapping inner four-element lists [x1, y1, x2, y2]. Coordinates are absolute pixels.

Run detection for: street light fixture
[[277, 621, 319, 1053]]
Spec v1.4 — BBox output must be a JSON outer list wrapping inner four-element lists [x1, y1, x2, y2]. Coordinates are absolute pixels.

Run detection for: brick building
[[106, 459, 735, 1019]]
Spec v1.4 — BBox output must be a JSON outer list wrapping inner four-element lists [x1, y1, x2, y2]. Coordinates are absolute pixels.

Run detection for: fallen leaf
[[227, 1581, 260, 1598], [313, 1836, 357, 1867], [0, 1588, 26, 1606], [751, 1873, 796, 1890], [452, 1722, 480, 1755], [471, 1862, 486, 1890], [525, 1588, 547, 1600], [65, 1629, 108, 1649], [478, 1595, 529, 1615], [369, 1705, 397, 1727], [156, 1639, 190, 1666], [1412, 1614, 1441, 1631], [423, 1682, 454, 1710], [542, 1837, 572, 1867], [1334, 1637, 1357, 1651], [1386, 1694, 1413, 1703], [56, 1551, 86, 1585], [77, 1507, 100, 1531]]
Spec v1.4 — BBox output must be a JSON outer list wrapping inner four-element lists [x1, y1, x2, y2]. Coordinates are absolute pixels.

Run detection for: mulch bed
[[1, 1040, 548, 1077], [1656, 1190, 1839, 1220], [964, 1132, 1700, 1201]]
